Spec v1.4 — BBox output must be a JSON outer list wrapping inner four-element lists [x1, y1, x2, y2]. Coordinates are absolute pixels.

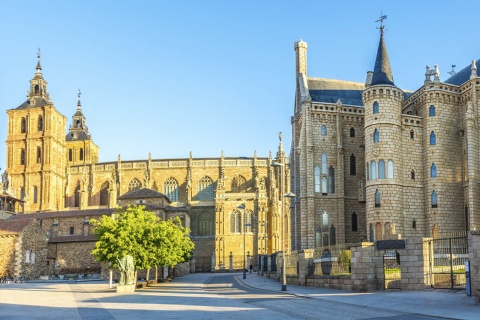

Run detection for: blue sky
[[0, 0, 477, 169]]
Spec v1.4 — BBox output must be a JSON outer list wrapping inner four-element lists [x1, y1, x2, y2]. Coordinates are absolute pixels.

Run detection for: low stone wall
[[305, 275, 353, 290], [468, 231, 480, 303]]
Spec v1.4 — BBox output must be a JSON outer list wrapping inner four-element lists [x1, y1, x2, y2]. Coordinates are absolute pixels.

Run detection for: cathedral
[[1, 52, 290, 276], [290, 24, 480, 250]]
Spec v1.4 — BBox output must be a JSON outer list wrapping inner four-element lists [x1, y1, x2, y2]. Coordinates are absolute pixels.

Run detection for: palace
[[290, 25, 480, 250], [0, 53, 290, 278]]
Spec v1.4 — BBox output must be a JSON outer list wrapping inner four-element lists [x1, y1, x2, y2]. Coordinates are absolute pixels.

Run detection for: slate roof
[[0, 219, 33, 235], [371, 32, 395, 86], [444, 59, 480, 86], [10, 208, 114, 220], [15, 98, 51, 110], [307, 78, 365, 106], [66, 130, 91, 141], [48, 235, 97, 243], [118, 188, 171, 202]]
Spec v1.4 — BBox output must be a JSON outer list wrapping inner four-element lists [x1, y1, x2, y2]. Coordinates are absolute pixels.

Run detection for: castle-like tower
[[5, 53, 67, 212]]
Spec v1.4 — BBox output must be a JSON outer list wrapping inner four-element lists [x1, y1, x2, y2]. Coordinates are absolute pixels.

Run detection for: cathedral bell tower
[[5, 51, 67, 213], [363, 22, 404, 241]]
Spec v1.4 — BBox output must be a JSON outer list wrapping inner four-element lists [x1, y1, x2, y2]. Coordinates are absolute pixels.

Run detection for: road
[[0, 273, 456, 319]]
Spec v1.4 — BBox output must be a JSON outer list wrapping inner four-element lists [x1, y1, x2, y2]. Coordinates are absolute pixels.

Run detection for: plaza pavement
[[237, 273, 480, 320]]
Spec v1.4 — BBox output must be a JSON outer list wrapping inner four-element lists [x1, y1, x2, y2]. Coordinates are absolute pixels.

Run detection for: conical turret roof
[[371, 30, 395, 86]]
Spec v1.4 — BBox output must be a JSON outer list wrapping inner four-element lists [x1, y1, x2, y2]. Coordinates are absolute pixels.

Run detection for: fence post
[[229, 252, 233, 271]]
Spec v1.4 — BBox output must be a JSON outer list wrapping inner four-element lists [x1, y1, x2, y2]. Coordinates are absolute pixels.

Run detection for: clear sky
[[0, 0, 478, 169]]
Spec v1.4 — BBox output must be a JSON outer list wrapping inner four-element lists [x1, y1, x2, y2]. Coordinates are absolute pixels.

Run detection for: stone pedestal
[[384, 233, 402, 240], [116, 284, 135, 293]]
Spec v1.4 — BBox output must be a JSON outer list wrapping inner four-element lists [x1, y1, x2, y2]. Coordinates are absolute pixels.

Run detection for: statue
[[1, 171, 10, 193], [118, 255, 135, 285], [389, 223, 396, 235]]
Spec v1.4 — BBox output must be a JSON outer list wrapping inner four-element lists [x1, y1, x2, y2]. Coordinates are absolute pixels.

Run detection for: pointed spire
[[36, 48, 42, 71], [371, 16, 395, 86], [77, 89, 82, 109]]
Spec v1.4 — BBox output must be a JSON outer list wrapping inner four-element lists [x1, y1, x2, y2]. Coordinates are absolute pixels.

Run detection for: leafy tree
[[90, 205, 194, 275]]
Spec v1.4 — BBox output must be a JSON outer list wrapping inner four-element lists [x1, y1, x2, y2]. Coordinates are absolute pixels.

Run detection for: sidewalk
[[236, 273, 479, 320]]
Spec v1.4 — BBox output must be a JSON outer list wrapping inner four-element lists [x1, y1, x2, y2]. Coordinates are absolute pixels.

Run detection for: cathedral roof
[[118, 188, 171, 202], [444, 59, 480, 86], [66, 131, 91, 141], [371, 31, 395, 86], [15, 98, 51, 110], [307, 78, 365, 106]]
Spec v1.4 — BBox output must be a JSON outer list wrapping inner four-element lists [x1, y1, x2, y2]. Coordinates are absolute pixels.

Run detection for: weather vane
[[447, 65, 456, 76], [37, 48, 41, 58], [78, 89, 81, 99], [375, 12, 387, 33]]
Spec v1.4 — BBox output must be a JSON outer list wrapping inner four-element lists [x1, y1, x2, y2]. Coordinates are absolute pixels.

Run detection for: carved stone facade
[[291, 30, 480, 250]]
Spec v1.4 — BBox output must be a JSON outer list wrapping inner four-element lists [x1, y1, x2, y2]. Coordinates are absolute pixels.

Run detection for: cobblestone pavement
[[0, 273, 478, 319]]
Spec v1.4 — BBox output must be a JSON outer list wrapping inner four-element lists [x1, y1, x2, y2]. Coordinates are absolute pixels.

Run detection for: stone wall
[[48, 241, 99, 275], [468, 231, 480, 303], [0, 235, 16, 276]]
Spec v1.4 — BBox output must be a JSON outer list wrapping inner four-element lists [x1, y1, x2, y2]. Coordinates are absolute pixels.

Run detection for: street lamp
[[271, 160, 296, 291], [237, 203, 251, 280]]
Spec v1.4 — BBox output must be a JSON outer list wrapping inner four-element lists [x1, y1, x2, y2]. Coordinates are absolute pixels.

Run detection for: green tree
[[90, 205, 194, 277]]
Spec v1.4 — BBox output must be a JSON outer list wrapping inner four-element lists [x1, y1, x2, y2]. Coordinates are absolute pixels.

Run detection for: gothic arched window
[[314, 165, 320, 193], [373, 102, 379, 114], [321, 125, 327, 136], [370, 161, 377, 180], [430, 131, 436, 145], [328, 166, 335, 193], [321, 177, 328, 195], [321, 153, 328, 174], [350, 127, 355, 138], [429, 105, 436, 117], [231, 175, 247, 193], [245, 210, 253, 233], [375, 189, 381, 207], [100, 181, 109, 206], [411, 170, 415, 180], [38, 116, 43, 132], [373, 129, 380, 143], [74, 185, 80, 207], [230, 210, 242, 233], [431, 190, 438, 208], [431, 163, 437, 178], [352, 212, 358, 232], [378, 160, 385, 179], [198, 176, 214, 201], [128, 178, 142, 192], [36, 147, 42, 163], [350, 154, 356, 176], [164, 177, 178, 202], [387, 160, 394, 179]]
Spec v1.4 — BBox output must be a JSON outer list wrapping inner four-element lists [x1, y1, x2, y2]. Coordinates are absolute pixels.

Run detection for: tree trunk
[[146, 268, 150, 281], [155, 267, 158, 281], [134, 270, 138, 288]]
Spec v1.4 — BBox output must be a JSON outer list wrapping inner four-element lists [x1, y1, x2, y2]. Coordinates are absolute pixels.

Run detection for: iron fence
[[312, 243, 352, 276]]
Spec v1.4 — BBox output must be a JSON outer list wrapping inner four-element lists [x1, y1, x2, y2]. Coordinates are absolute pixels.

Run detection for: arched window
[[128, 178, 142, 192], [38, 116, 43, 131], [373, 102, 379, 114], [370, 161, 377, 180], [375, 189, 381, 207], [410, 130, 414, 139], [378, 160, 385, 179], [74, 185, 80, 207], [321, 177, 328, 195], [430, 131, 436, 145], [231, 175, 247, 192], [431, 190, 438, 208], [321, 153, 327, 174], [373, 129, 379, 143], [329, 166, 335, 193], [352, 212, 358, 232], [164, 177, 178, 202], [36, 147, 42, 163], [68, 149, 73, 161], [322, 211, 329, 232], [79, 148, 84, 161], [350, 127, 355, 138], [429, 105, 436, 117], [321, 125, 327, 136], [20, 149, 25, 165], [34, 84, 40, 94], [230, 210, 242, 233], [314, 165, 320, 192], [245, 210, 253, 233], [99, 181, 109, 206], [20, 187, 25, 200], [387, 160, 394, 179], [431, 163, 437, 178], [350, 154, 356, 176], [33, 186, 38, 204], [198, 176, 215, 201], [411, 170, 415, 180], [21, 117, 26, 133]]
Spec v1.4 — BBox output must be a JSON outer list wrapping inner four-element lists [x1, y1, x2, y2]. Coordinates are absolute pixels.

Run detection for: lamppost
[[237, 203, 251, 280], [271, 160, 296, 291]]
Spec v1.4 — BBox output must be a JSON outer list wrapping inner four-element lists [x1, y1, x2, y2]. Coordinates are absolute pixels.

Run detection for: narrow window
[[350, 154, 356, 176], [68, 149, 73, 161], [350, 127, 355, 138], [373, 129, 379, 143], [430, 131, 436, 145], [410, 130, 414, 139], [321, 125, 327, 136], [370, 161, 377, 180], [237, 212, 242, 233], [322, 211, 329, 232], [429, 105, 436, 117], [387, 160, 394, 179], [352, 212, 358, 232], [373, 102, 379, 114], [99, 181, 109, 206], [245, 211, 252, 233], [411, 170, 415, 180], [321, 177, 328, 195], [21, 117, 26, 133], [230, 213, 236, 233], [314, 165, 320, 192], [33, 186, 38, 204], [20, 187, 25, 200], [328, 166, 335, 193], [70, 227, 74, 235], [34, 84, 40, 94], [79, 148, 84, 161], [378, 160, 385, 179], [38, 116, 43, 131], [21, 149, 25, 165], [375, 189, 381, 207], [37, 147, 42, 163], [74, 185, 80, 207], [431, 190, 438, 208], [321, 153, 327, 174], [431, 163, 437, 178]]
